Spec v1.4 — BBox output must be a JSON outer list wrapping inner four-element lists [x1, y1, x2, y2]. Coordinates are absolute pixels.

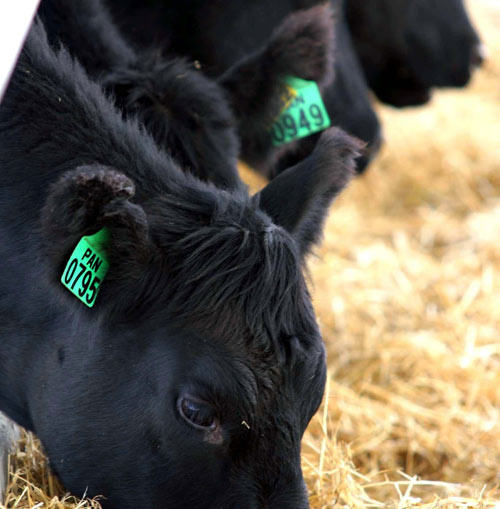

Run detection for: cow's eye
[[178, 396, 218, 431]]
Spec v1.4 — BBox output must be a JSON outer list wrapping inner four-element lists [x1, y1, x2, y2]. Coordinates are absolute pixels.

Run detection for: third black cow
[[344, 0, 485, 106]]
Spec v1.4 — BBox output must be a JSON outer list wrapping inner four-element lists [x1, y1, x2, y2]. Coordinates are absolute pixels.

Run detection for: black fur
[[0, 21, 360, 508], [344, 0, 484, 107]]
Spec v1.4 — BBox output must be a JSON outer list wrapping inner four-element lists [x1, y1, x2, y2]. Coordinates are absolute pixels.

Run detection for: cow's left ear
[[255, 128, 363, 257], [218, 4, 335, 171], [41, 164, 152, 283]]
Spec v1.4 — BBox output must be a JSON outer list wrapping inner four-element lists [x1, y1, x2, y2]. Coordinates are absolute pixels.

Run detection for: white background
[[0, 1, 41, 101]]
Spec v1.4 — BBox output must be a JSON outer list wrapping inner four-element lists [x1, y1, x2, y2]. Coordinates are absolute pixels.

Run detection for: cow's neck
[[0, 308, 64, 431], [0, 337, 37, 430]]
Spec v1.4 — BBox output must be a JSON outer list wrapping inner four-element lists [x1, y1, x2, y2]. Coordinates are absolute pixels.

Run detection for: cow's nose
[[261, 500, 309, 509], [263, 477, 310, 509], [471, 43, 488, 68]]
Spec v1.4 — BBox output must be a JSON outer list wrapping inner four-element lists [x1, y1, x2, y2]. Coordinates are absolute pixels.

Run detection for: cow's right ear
[[41, 164, 152, 285], [255, 128, 364, 258]]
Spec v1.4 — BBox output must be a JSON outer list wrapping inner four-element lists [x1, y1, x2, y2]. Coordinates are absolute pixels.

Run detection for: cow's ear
[[255, 128, 363, 257], [41, 165, 152, 283], [218, 4, 335, 171]]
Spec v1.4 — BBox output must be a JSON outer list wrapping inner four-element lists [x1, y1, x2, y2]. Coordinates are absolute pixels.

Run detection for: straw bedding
[[2, 0, 499, 506]]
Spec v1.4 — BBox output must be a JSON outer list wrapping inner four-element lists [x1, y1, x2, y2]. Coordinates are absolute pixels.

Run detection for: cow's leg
[[0, 412, 20, 502]]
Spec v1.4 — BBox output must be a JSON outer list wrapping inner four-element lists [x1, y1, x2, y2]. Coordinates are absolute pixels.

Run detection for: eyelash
[[177, 396, 219, 431]]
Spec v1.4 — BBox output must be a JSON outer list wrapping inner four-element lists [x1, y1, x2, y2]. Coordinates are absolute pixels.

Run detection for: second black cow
[[39, 0, 338, 183], [107, 0, 382, 175]]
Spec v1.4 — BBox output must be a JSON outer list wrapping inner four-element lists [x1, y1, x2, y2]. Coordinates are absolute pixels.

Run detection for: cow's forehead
[[192, 328, 325, 416], [140, 322, 324, 416], [145, 196, 315, 333]]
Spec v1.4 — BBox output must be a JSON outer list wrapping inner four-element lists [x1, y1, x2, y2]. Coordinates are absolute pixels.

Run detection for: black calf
[[0, 20, 361, 509], [38, 0, 336, 183], [344, 0, 485, 107], [106, 0, 382, 175]]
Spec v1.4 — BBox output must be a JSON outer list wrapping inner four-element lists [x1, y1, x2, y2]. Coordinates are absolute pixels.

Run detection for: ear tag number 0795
[[61, 228, 110, 307], [271, 77, 331, 146]]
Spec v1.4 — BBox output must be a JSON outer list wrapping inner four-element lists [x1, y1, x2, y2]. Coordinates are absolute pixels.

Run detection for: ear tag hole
[[271, 77, 331, 146], [60, 228, 110, 308]]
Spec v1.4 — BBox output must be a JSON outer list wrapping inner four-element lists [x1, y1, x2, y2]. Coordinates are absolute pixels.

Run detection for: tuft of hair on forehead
[[130, 194, 318, 357]]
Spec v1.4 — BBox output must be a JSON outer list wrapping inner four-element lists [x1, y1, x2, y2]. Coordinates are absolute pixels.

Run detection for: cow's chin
[[374, 85, 432, 108]]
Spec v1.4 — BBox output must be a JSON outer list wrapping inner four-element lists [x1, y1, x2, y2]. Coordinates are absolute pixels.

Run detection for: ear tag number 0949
[[61, 228, 110, 307], [271, 77, 331, 146]]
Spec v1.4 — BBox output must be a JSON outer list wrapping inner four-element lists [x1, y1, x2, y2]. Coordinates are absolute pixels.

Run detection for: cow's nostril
[[471, 43, 488, 68]]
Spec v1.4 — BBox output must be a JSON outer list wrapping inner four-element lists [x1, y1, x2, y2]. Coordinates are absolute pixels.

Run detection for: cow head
[[35, 128, 362, 508], [345, 0, 485, 107]]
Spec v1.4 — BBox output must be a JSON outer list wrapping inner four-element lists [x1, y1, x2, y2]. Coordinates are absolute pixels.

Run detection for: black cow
[[106, 0, 382, 176], [0, 20, 362, 509], [38, 0, 336, 185], [344, 0, 485, 107]]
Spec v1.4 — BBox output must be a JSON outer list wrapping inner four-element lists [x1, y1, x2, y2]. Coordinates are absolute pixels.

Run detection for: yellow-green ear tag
[[271, 77, 331, 146], [61, 228, 110, 307]]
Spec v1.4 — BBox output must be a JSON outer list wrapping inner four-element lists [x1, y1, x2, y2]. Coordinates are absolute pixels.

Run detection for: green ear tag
[[61, 228, 110, 307], [271, 77, 331, 146]]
